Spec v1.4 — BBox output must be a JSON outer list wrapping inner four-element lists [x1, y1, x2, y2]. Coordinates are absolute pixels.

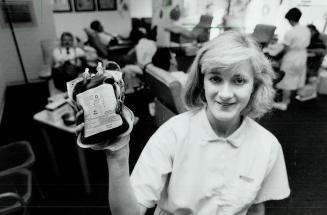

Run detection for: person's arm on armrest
[[247, 203, 265, 215]]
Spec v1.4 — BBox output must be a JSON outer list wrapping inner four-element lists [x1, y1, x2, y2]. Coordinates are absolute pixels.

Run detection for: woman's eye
[[209, 76, 222, 83], [233, 77, 247, 85]]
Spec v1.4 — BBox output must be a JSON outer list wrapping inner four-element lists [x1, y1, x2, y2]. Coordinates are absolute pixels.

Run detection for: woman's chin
[[213, 110, 240, 122]]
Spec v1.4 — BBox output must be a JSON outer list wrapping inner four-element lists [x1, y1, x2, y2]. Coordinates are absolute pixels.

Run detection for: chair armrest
[[0, 169, 32, 214], [144, 64, 187, 114], [0, 192, 25, 206], [39, 64, 52, 80], [0, 192, 27, 214], [0, 141, 35, 176]]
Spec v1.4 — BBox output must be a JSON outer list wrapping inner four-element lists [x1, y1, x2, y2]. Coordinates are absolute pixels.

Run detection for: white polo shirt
[[131, 108, 290, 215]]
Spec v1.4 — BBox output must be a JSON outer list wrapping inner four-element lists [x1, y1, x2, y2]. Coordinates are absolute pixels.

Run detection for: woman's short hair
[[183, 31, 276, 119], [285, 8, 302, 22]]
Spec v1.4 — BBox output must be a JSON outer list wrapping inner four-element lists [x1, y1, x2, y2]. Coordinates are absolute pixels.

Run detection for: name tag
[[239, 175, 254, 183]]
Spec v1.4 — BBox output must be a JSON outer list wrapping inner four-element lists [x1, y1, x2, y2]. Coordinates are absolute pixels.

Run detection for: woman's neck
[[206, 111, 242, 138], [290, 21, 299, 27]]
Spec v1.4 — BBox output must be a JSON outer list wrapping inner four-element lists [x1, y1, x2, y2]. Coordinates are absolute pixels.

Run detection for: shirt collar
[[196, 107, 251, 148]]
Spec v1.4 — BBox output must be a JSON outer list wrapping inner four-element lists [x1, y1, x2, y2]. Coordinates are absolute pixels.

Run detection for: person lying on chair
[[90, 20, 121, 47]]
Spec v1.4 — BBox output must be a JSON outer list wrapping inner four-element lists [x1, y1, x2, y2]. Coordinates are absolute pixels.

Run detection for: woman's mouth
[[217, 101, 235, 107]]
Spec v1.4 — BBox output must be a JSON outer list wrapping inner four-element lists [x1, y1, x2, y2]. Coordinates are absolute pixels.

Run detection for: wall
[[130, 0, 152, 18], [296, 1, 327, 33], [245, 0, 281, 33], [0, 0, 57, 84], [53, 7, 132, 42]]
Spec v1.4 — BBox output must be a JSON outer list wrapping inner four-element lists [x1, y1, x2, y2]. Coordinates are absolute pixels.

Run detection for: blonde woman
[[76, 31, 290, 215]]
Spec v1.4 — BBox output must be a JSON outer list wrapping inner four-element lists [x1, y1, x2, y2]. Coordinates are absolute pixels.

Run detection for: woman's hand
[[74, 103, 134, 154], [70, 68, 134, 156]]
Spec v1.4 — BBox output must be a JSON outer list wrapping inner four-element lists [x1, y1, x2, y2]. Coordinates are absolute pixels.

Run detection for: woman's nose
[[218, 83, 233, 100]]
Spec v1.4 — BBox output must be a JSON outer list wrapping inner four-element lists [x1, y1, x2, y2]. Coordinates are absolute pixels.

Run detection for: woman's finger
[[117, 106, 134, 137], [76, 110, 84, 125], [75, 122, 84, 134], [66, 99, 79, 113]]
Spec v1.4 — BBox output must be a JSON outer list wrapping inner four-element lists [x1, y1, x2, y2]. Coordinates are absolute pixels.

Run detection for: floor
[[1, 80, 327, 214]]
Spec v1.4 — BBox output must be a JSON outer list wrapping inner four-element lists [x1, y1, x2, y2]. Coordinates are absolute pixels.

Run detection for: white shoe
[[295, 92, 317, 102], [148, 102, 155, 117], [273, 102, 288, 111]]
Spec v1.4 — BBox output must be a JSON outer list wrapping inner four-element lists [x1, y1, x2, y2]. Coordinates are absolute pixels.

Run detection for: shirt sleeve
[[254, 142, 290, 203], [52, 48, 63, 67], [99, 33, 112, 46], [75, 47, 85, 58], [283, 29, 293, 47], [53, 48, 59, 60], [130, 123, 176, 208]]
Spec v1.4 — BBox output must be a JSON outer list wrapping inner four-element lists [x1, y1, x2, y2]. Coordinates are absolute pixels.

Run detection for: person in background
[[122, 26, 158, 94], [306, 24, 326, 79], [129, 18, 147, 44], [307, 24, 326, 51], [75, 31, 290, 215], [52, 32, 86, 91], [273, 8, 311, 110], [90, 20, 117, 47]]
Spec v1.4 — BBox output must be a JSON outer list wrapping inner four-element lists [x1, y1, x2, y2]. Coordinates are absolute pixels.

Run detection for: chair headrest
[[252, 24, 276, 44], [198, 15, 213, 28], [83, 28, 108, 57]]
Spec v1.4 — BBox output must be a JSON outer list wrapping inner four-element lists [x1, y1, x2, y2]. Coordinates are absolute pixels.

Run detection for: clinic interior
[[0, 0, 327, 214]]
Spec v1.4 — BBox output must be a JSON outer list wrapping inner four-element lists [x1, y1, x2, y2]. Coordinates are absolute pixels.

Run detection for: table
[[33, 109, 91, 193]]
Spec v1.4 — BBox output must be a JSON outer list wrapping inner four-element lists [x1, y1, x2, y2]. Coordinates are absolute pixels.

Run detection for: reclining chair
[[251, 24, 276, 48], [144, 64, 188, 126]]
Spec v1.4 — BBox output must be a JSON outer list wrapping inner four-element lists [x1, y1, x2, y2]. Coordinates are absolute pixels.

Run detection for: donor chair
[[144, 64, 188, 126], [0, 140, 35, 215]]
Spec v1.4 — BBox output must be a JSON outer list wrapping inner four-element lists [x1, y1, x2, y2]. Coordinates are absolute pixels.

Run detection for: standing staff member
[[274, 8, 311, 110]]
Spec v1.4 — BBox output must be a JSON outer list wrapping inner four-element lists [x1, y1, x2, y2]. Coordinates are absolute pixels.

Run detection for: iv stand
[[2, 0, 29, 84]]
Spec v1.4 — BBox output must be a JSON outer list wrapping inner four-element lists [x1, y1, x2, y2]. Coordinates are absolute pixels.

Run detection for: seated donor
[[307, 24, 326, 78], [122, 27, 157, 93], [75, 31, 290, 214], [52, 32, 86, 91], [129, 18, 147, 44], [274, 8, 311, 110], [90, 20, 117, 47]]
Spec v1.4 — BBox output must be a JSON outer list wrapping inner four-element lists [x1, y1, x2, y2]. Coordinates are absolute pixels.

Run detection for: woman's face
[[203, 61, 254, 126]]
